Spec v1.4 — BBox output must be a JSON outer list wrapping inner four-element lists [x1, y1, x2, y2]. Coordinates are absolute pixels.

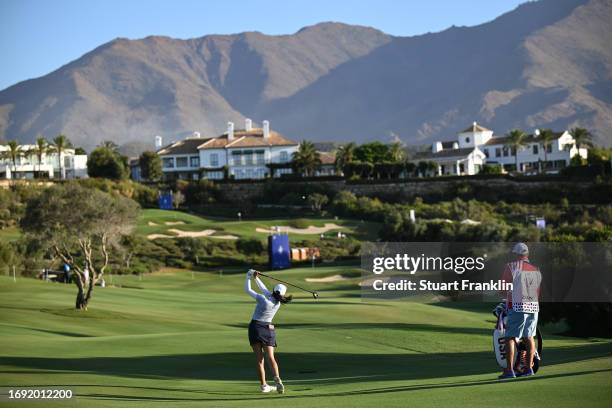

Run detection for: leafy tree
[[570, 127, 593, 149], [335, 142, 356, 172], [505, 129, 528, 172], [20, 183, 138, 309], [539, 128, 555, 173], [87, 147, 128, 179], [307, 193, 329, 214], [292, 140, 321, 177], [49, 134, 73, 179], [479, 164, 502, 175], [99, 140, 120, 153], [139, 151, 162, 181], [354, 142, 389, 164], [74, 147, 87, 155]]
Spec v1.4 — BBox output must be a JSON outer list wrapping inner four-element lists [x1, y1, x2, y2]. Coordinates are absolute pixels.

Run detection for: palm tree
[[388, 142, 406, 162], [539, 129, 555, 173], [570, 127, 593, 149], [49, 134, 73, 179], [32, 137, 49, 178], [335, 142, 356, 172], [505, 129, 528, 173], [1, 140, 22, 180], [292, 141, 321, 177]]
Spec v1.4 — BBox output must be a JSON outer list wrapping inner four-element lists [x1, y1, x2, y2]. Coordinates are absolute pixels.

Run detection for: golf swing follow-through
[[244, 269, 319, 394]]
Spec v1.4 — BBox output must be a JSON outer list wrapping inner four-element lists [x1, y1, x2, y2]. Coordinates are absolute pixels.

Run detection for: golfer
[[245, 269, 292, 393], [498, 243, 542, 379]]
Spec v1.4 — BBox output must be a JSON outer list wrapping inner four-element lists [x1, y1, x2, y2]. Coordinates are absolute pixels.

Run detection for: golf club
[[255, 271, 319, 299]]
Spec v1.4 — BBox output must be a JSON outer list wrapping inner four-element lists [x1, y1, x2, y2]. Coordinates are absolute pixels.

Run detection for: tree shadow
[[2, 341, 611, 385], [225, 322, 491, 336]]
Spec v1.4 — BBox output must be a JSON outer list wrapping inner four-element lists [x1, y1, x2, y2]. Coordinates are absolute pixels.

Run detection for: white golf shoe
[[274, 376, 285, 394], [260, 384, 277, 393]]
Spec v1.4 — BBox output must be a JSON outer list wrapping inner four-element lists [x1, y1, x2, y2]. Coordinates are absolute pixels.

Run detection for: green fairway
[[1, 267, 611, 407], [136, 209, 380, 241]]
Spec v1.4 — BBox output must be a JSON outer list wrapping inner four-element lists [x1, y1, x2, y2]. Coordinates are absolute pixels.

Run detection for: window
[[210, 153, 219, 167], [244, 150, 254, 165], [532, 144, 539, 155], [483, 149, 489, 158], [511, 147, 516, 156], [231, 151, 242, 166], [465, 137, 470, 144], [162, 157, 174, 168], [495, 148, 501, 158], [280, 151, 289, 163], [546, 144, 552, 153], [176, 157, 188, 168], [190, 156, 200, 168], [256, 150, 265, 165], [459, 163, 465, 173]]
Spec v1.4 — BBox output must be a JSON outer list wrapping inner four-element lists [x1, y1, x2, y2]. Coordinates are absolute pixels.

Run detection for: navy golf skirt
[[248, 320, 277, 347]]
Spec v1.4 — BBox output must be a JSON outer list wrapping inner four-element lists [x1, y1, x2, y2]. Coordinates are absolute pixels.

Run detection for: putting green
[[1, 266, 611, 407], [136, 209, 380, 241]]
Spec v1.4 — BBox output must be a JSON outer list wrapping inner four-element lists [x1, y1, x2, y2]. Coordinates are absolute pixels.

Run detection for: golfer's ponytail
[[273, 291, 293, 304]]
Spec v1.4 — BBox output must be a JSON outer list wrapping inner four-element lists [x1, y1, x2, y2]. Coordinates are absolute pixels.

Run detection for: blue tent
[[159, 192, 173, 210], [268, 234, 291, 269]]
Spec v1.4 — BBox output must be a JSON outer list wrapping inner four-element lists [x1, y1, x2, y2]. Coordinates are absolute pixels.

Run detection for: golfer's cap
[[274, 284, 287, 296], [512, 242, 529, 256]]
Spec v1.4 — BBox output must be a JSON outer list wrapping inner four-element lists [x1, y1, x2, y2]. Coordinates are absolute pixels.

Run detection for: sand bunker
[[305, 274, 348, 283], [461, 219, 481, 225], [147, 228, 238, 240], [147, 233, 173, 239], [165, 221, 185, 225], [256, 223, 343, 235], [147, 221, 158, 226]]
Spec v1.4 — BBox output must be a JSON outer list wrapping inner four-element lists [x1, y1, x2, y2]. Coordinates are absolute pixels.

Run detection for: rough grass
[[1, 266, 611, 407]]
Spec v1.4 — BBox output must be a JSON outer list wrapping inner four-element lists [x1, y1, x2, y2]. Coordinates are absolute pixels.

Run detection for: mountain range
[[1, 0, 611, 150]]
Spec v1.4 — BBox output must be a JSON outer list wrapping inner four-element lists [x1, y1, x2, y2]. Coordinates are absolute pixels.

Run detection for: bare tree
[[20, 182, 138, 309]]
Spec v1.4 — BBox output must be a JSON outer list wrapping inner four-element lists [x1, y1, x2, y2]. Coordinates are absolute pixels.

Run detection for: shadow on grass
[[2, 342, 611, 386], [3, 368, 612, 403], [225, 322, 491, 336]]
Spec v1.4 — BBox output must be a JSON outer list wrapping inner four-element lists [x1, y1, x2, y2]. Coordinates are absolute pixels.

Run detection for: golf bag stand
[[493, 303, 543, 373]]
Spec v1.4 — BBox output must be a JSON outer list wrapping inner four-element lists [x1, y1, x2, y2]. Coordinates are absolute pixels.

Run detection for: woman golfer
[[245, 269, 292, 393]]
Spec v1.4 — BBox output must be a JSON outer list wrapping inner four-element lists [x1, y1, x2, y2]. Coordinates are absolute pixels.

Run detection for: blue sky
[[0, 0, 525, 91]]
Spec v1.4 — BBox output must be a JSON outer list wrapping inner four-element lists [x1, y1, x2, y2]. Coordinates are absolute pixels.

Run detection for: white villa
[[411, 122, 588, 176], [157, 119, 299, 180], [0, 144, 88, 179]]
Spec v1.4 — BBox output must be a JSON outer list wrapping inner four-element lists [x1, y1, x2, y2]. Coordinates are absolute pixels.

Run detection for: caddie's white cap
[[274, 284, 287, 296], [512, 242, 529, 256]]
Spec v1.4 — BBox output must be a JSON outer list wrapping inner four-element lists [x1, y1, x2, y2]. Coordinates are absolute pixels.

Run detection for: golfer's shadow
[[2, 341, 611, 384]]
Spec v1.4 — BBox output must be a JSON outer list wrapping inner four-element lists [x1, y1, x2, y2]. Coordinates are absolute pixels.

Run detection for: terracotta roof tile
[[199, 128, 297, 150]]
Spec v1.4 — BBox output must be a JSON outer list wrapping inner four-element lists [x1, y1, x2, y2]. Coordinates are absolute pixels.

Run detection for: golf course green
[[1, 265, 611, 407]]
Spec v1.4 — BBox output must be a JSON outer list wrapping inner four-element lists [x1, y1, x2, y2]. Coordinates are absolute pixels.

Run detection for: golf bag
[[492, 303, 542, 373]]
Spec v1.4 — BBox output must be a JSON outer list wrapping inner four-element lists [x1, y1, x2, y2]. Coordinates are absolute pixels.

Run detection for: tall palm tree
[[50, 134, 73, 180], [32, 137, 49, 178], [2, 140, 22, 180], [539, 128, 555, 173], [292, 141, 321, 177], [388, 142, 406, 162], [335, 142, 356, 172], [570, 127, 593, 149], [505, 129, 528, 173]]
